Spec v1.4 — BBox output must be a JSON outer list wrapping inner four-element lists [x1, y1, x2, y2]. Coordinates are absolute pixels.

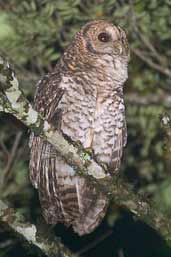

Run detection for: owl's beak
[[113, 41, 123, 55], [113, 39, 129, 57], [118, 44, 123, 54]]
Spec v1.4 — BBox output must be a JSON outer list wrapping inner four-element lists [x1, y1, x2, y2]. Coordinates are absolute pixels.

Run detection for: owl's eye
[[98, 32, 111, 42]]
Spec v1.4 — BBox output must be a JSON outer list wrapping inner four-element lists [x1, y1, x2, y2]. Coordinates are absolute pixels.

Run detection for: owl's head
[[80, 20, 129, 60]]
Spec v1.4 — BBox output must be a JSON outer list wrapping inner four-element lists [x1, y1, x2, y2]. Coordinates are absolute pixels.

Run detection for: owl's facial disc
[[82, 20, 129, 59]]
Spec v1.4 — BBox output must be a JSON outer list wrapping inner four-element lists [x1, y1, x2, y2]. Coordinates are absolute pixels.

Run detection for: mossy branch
[[0, 56, 171, 243], [0, 200, 76, 257]]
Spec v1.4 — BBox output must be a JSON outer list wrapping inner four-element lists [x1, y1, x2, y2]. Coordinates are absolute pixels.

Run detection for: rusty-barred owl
[[29, 20, 129, 235]]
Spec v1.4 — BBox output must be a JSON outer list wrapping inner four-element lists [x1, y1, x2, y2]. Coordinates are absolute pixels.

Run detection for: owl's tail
[[29, 136, 109, 235], [72, 181, 109, 235]]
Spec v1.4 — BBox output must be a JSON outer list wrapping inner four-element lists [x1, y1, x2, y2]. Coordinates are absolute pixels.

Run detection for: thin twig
[[138, 33, 167, 66], [117, 248, 125, 257], [125, 93, 171, 106], [128, 0, 171, 77], [76, 229, 113, 256], [2, 131, 23, 185], [132, 48, 171, 77], [0, 139, 9, 158], [0, 239, 15, 249]]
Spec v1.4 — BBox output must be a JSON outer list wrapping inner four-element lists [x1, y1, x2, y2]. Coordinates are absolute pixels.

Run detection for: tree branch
[[0, 56, 171, 243], [128, 0, 171, 78], [0, 200, 76, 257], [125, 93, 171, 107], [132, 48, 171, 77]]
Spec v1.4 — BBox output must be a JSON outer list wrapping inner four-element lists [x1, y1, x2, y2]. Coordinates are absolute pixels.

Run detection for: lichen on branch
[[0, 200, 76, 257]]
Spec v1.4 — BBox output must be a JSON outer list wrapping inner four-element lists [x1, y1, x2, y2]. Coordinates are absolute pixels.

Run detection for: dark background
[[0, 0, 171, 256]]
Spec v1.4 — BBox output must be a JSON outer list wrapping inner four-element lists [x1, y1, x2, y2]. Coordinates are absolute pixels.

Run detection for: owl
[[29, 20, 129, 235]]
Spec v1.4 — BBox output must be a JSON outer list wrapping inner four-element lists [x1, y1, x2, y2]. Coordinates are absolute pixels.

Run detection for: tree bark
[[0, 200, 76, 257]]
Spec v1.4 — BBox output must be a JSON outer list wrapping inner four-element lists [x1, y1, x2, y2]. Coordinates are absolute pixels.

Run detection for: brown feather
[[29, 20, 129, 235]]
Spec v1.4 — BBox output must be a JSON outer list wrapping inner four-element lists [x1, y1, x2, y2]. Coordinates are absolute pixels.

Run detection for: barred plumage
[[29, 20, 129, 235]]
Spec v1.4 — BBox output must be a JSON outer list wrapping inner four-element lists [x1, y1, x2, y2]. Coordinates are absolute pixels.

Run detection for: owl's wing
[[29, 70, 103, 228], [29, 69, 67, 223], [33, 71, 64, 121], [110, 117, 127, 172]]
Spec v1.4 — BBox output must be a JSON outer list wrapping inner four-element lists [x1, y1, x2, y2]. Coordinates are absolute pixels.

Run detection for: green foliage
[[155, 179, 171, 212], [0, 0, 171, 256]]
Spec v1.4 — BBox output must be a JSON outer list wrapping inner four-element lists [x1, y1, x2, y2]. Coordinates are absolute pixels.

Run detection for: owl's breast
[[58, 76, 125, 170], [92, 94, 125, 166], [59, 76, 96, 148]]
